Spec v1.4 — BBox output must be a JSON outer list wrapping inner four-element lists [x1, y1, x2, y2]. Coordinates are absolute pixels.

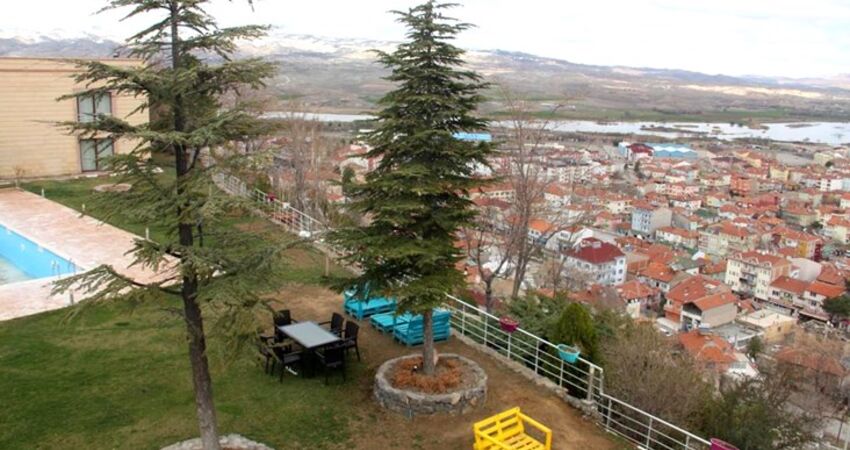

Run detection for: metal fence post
[[534, 344, 540, 374], [559, 359, 564, 387], [586, 365, 595, 402], [646, 417, 654, 448], [507, 333, 513, 360], [483, 315, 489, 345], [460, 303, 466, 336]]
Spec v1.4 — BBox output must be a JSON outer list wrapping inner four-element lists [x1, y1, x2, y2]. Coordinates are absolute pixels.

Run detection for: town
[[2, 1, 850, 450]]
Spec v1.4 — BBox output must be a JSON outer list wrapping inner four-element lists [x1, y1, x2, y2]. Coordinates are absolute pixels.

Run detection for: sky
[[2, 0, 850, 79]]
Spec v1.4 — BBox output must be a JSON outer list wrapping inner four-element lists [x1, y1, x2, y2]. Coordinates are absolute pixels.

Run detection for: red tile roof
[[770, 276, 809, 295], [565, 238, 624, 264], [679, 330, 737, 367], [807, 281, 846, 299], [667, 275, 730, 305], [690, 292, 737, 311]]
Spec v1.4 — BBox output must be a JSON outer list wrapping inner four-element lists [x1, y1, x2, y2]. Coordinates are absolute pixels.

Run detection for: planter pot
[[499, 317, 519, 333], [557, 344, 581, 364], [710, 438, 739, 450]]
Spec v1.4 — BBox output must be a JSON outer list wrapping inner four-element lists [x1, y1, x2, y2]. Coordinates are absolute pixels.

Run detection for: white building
[[563, 238, 627, 286]]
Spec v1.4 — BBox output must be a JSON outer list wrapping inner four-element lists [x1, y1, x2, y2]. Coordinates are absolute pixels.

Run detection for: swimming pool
[[0, 225, 77, 285]]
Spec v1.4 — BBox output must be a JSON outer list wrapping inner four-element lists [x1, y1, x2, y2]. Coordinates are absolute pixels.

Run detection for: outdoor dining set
[[257, 309, 360, 385]]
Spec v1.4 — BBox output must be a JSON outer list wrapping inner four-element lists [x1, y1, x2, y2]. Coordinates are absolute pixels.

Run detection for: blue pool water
[[0, 225, 77, 285]]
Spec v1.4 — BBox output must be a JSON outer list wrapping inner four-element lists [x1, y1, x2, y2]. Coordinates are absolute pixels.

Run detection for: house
[[698, 221, 762, 258], [678, 329, 740, 375], [679, 291, 739, 330], [725, 251, 791, 301], [563, 237, 627, 286], [737, 310, 796, 344], [801, 281, 846, 321], [771, 227, 823, 260], [630, 201, 672, 237], [826, 216, 850, 244], [615, 280, 659, 319], [656, 226, 699, 249], [0, 57, 147, 179], [767, 276, 808, 314], [663, 275, 735, 330]]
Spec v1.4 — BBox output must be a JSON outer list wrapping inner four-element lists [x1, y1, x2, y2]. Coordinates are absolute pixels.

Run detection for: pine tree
[[329, 1, 494, 375], [56, 2, 280, 449]]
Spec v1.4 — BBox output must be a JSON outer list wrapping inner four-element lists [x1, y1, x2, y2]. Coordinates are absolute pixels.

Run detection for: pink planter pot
[[499, 317, 519, 333]]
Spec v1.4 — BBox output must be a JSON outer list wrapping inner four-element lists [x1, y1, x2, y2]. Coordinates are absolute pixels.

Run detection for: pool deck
[[0, 189, 172, 321]]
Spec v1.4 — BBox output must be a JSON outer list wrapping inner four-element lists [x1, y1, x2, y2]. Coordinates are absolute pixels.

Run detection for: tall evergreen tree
[[330, 1, 494, 375], [57, 1, 279, 449]]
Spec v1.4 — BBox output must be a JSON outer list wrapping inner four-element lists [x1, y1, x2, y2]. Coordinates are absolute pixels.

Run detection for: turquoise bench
[[393, 310, 452, 346], [370, 311, 415, 333], [343, 291, 397, 320]]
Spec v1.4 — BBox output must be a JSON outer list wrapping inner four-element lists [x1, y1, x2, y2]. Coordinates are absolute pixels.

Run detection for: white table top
[[277, 321, 340, 349]]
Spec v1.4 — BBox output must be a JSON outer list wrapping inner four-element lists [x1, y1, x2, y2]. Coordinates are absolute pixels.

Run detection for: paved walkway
[[0, 189, 170, 321]]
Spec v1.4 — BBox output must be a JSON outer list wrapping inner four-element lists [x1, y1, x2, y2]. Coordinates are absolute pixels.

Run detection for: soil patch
[[391, 356, 466, 394]]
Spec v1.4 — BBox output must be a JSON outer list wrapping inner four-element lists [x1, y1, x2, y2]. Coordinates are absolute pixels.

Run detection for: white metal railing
[[443, 294, 604, 402], [214, 173, 327, 238], [215, 171, 715, 450], [442, 295, 711, 450]]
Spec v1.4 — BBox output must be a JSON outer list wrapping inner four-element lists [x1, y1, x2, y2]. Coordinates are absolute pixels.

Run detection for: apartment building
[[630, 201, 672, 236], [0, 57, 146, 179], [563, 237, 626, 286], [724, 251, 791, 300]]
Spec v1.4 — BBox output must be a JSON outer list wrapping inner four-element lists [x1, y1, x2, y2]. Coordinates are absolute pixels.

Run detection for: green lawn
[[21, 175, 348, 286], [1, 175, 360, 449], [0, 297, 360, 449]]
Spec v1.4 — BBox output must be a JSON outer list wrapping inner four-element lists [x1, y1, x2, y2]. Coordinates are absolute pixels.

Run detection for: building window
[[80, 139, 114, 172], [77, 93, 112, 123]]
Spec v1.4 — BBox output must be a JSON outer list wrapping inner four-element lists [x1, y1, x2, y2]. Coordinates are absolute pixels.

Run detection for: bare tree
[[274, 107, 335, 218], [461, 202, 521, 312], [496, 87, 588, 297]]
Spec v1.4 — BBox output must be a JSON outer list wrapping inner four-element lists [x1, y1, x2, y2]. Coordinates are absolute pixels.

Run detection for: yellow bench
[[473, 407, 552, 450]]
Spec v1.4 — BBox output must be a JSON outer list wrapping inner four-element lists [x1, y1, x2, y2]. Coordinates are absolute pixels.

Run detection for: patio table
[[277, 321, 342, 377], [277, 321, 341, 349]]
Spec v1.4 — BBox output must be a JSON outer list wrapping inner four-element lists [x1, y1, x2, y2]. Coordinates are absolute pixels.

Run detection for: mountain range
[[2, 29, 849, 122]]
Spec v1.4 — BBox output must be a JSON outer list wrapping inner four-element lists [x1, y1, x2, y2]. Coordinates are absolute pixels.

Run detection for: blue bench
[[393, 309, 452, 346], [370, 311, 415, 333], [343, 291, 397, 320]]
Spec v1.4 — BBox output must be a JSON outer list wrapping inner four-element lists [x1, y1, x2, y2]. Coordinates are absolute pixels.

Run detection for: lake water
[[266, 112, 850, 145]]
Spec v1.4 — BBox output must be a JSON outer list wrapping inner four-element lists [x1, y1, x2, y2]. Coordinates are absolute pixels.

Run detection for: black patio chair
[[273, 309, 295, 342], [341, 321, 360, 362], [316, 343, 346, 385], [319, 312, 345, 337], [272, 345, 303, 382]]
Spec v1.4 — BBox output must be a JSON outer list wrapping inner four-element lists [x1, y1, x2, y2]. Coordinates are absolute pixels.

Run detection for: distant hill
[[3, 30, 849, 122]]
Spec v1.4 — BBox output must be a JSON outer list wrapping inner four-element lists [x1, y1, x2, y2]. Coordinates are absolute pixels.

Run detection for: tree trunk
[[511, 240, 530, 298], [181, 278, 221, 450], [421, 309, 436, 375], [484, 280, 494, 313], [170, 2, 221, 448]]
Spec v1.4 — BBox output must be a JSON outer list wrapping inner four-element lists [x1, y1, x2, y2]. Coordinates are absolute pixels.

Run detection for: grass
[[2, 173, 361, 449], [0, 296, 361, 449], [21, 173, 349, 286]]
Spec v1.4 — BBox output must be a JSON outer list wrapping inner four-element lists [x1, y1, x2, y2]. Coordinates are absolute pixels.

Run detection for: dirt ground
[[267, 284, 619, 450]]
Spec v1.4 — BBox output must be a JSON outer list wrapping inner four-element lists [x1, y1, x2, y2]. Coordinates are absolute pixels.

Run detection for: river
[[264, 112, 850, 145]]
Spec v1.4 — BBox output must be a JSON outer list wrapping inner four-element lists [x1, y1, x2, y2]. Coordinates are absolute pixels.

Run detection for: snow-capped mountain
[[2, 29, 849, 121]]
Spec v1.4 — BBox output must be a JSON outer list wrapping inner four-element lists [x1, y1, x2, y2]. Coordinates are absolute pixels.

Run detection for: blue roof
[[454, 132, 492, 142]]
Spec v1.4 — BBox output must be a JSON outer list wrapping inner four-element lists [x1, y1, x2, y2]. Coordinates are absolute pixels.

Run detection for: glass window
[[80, 139, 114, 172], [77, 93, 112, 122]]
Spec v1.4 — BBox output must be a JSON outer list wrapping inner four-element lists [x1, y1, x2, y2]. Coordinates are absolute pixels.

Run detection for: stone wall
[[374, 353, 487, 418]]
